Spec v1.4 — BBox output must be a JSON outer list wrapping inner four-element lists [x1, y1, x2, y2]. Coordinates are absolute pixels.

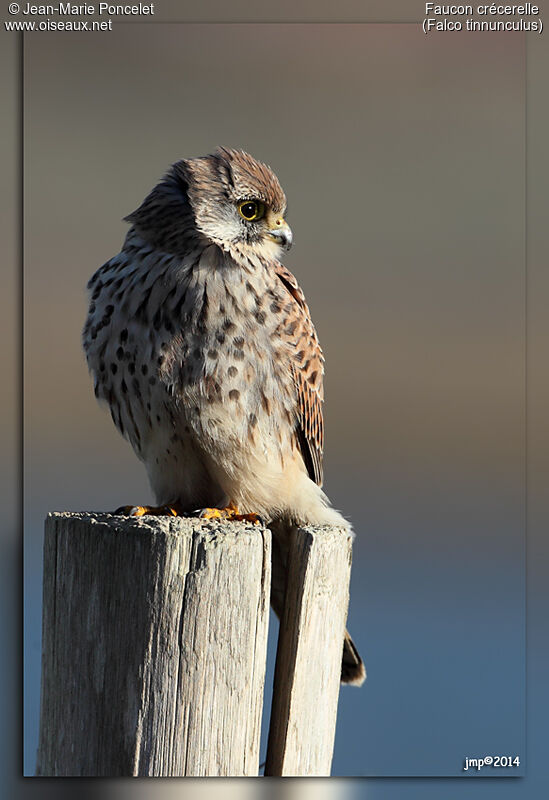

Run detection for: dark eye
[[238, 200, 265, 221]]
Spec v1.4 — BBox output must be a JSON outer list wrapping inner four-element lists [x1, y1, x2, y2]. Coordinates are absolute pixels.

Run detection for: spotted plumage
[[83, 147, 365, 685]]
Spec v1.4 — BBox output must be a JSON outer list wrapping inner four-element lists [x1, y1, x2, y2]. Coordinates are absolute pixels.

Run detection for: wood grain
[[36, 512, 271, 777], [265, 525, 353, 777]]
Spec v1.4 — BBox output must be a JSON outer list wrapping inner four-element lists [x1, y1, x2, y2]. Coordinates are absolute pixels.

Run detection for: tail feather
[[342, 629, 366, 686]]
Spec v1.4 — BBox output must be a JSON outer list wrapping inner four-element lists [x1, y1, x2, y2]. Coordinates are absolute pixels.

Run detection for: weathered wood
[[36, 512, 271, 777], [265, 525, 353, 777]]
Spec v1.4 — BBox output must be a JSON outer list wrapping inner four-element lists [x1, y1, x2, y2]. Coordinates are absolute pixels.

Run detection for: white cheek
[[197, 207, 242, 244]]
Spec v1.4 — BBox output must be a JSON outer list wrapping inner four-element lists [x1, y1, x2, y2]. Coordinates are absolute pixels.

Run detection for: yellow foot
[[113, 504, 180, 517], [199, 506, 262, 525]]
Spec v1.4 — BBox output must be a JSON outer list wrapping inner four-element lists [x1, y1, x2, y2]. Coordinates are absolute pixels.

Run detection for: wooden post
[[36, 512, 271, 777], [265, 526, 353, 777], [37, 514, 354, 777]]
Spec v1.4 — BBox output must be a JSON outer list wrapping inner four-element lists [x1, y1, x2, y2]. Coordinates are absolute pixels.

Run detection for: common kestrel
[[83, 147, 365, 685]]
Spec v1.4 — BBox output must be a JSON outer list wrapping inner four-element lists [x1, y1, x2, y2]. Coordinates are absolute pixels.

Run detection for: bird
[[83, 146, 365, 686]]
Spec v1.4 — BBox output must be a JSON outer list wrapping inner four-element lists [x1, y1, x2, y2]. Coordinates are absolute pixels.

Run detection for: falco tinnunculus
[[83, 147, 365, 685]]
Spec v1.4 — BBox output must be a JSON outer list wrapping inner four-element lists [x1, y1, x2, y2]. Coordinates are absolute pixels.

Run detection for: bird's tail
[[342, 629, 366, 685]]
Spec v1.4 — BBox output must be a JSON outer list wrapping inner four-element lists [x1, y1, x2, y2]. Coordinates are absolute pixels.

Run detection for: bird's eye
[[238, 200, 265, 221]]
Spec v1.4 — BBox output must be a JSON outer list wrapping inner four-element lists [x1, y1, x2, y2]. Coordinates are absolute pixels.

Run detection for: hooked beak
[[267, 220, 293, 251]]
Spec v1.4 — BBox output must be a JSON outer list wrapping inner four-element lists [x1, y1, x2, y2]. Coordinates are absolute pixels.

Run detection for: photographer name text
[[16, 3, 155, 14]]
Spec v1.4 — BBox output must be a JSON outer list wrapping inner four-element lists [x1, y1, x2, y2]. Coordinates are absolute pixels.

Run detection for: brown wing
[[274, 262, 325, 487]]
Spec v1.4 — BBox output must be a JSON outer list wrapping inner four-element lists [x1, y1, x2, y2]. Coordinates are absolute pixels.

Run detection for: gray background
[[21, 23, 526, 778]]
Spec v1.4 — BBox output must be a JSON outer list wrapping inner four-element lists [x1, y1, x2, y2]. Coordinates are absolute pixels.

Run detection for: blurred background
[[19, 19, 528, 783]]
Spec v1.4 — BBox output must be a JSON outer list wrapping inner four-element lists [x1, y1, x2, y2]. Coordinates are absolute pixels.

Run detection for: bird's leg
[[113, 504, 183, 517], [199, 501, 262, 525]]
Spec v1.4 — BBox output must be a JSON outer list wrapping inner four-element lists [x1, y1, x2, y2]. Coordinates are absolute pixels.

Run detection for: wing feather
[[274, 263, 324, 486]]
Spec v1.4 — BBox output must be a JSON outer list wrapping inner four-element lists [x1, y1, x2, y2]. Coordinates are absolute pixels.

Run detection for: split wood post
[[265, 525, 353, 777], [37, 514, 354, 777], [36, 512, 271, 777]]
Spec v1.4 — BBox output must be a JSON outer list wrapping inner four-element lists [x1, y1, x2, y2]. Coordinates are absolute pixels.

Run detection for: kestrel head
[[181, 146, 292, 259], [126, 147, 292, 260]]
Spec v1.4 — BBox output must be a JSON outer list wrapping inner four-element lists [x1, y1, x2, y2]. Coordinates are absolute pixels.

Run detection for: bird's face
[[183, 147, 293, 261], [232, 197, 293, 259]]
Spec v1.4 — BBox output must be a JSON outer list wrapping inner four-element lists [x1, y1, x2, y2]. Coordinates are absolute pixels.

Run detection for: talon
[[235, 512, 262, 526], [199, 507, 225, 520], [113, 504, 147, 516], [113, 504, 181, 517], [198, 506, 262, 525]]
